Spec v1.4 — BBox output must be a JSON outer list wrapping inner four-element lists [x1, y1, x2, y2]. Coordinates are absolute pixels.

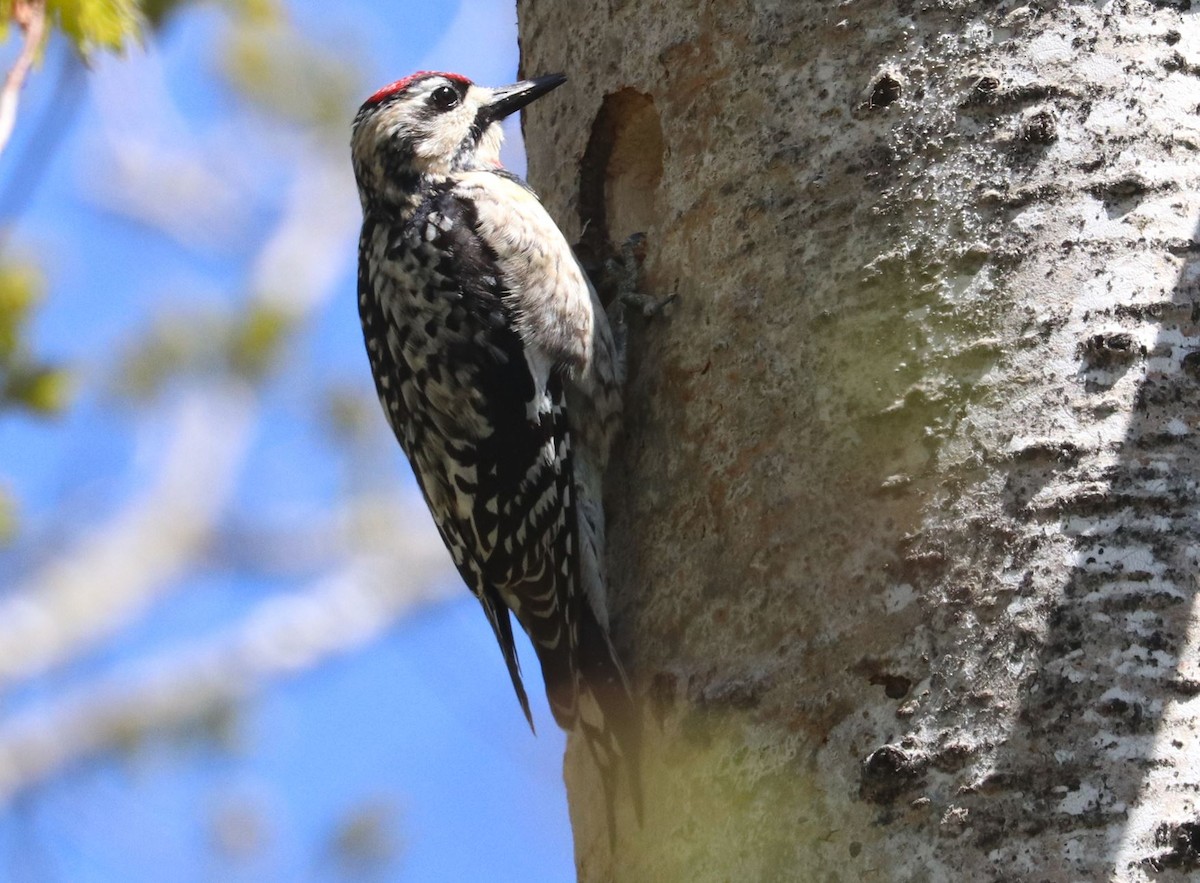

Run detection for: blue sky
[[0, 1, 574, 879]]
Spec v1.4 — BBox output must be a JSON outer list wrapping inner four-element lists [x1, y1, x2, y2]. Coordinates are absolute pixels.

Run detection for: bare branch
[[0, 113, 361, 690], [0, 0, 46, 159], [0, 388, 255, 690], [0, 530, 454, 805]]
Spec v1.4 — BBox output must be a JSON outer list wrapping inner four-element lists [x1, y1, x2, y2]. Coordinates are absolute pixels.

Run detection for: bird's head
[[351, 71, 566, 204]]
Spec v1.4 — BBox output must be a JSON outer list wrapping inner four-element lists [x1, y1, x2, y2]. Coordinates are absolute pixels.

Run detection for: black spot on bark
[[1021, 109, 1058, 144], [854, 658, 913, 699], [1161, 51, 1198, 75], [972, 75, 1000, 100], [869, 75, 902, 109], [1181, 350, 1200, 380], [1078, 332, 1142, 370], [960, 80, 1060, 111], [1142, 820, 1200, 873], [860, 744, 924, 804], [1006, 440, 1081, 464]]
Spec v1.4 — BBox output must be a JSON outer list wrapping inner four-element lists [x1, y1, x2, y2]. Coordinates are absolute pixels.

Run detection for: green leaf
[[0, 263, 41, 361], [330, 800, 399, 873], [220, 0, 280, 25], [322, 385, 379, 445], [220, 22, 360, 131], [4, 362, 72, 414], [114, 300, 297, 403], [228, 302, 293, 380], [138, 0, 191, 28], [0, 485, 16, 546], [114, 311, 205, 401], [48, 0, 143, 55]]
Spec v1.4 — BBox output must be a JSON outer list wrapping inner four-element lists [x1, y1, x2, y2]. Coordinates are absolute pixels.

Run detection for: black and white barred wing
[[357, 211, 538, 726], [358, 193, 588, 729], [454, 172, 636, 740]]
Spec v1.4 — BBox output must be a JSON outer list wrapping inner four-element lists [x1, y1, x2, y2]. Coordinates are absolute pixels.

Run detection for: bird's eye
[[430, 85, 459, 111]]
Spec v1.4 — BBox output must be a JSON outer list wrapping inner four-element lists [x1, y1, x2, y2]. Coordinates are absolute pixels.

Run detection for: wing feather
[[453, 171, 596, 377]]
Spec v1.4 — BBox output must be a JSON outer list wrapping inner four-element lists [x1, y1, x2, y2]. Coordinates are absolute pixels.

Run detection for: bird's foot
[[605, 233, 678, 318]]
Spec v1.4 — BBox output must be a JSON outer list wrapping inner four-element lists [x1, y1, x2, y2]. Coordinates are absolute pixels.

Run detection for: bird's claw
[[604, 232, 676, 319]]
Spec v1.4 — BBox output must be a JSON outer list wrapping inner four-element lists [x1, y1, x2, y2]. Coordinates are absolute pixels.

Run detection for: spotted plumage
[[351, 71, 638, 816]]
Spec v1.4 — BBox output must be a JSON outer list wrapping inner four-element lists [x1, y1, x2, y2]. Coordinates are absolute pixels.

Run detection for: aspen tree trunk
[[518, 2, 1200, 879]]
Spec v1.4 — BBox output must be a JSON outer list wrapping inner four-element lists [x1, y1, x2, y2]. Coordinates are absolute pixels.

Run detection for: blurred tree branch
[[0, 388, 253, 690], [0, 46, 83, 245], [0, 529, 453, 805], [0, 3, 461, 855], [0, 0, 45, 159], [2, 141, 358, 683]]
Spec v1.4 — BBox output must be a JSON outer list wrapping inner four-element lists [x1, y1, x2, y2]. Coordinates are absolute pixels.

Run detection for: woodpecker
[[351, 71, 639, 812]]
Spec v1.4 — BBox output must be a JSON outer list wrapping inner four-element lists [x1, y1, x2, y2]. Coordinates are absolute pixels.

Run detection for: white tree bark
[[519, 1, 1200, 879]]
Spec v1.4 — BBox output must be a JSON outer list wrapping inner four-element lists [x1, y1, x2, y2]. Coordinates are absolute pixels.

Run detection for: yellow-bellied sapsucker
[[351, 71, 639, 810]]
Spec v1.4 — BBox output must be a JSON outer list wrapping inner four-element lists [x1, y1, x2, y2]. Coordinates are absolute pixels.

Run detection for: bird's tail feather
[[581, 602, 642, 812], [539, 600, 643, 834], [479, 587, 535, 732]]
